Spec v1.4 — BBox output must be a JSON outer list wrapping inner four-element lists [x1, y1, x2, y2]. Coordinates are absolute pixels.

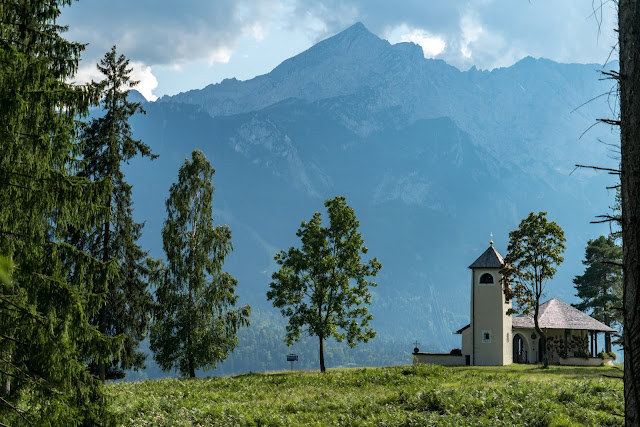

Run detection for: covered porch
[[511, 299, 616, 365]]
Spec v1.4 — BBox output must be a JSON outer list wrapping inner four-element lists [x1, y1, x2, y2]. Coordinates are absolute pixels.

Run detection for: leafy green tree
[[501, 212, 566, 368], [76, 45, 156, 381], [573, 235, 622, 352], [0, 1, 121, 424], [150, 150, 250, 378], [267, 196, 382, 373]]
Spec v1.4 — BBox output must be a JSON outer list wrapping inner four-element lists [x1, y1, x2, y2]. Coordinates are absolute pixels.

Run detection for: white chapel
[[413, 242, 616, 366]]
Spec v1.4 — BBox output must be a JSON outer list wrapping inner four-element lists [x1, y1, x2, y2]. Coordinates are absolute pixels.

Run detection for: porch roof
[[512, 298, 615, 332]]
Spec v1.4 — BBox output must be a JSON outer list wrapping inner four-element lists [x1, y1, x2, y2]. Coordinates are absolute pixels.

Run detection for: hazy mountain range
[[121, 22, 619, 376]]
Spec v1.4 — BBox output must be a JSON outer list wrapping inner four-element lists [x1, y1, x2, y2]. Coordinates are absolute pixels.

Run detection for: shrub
[[450, 348, 462, 356]]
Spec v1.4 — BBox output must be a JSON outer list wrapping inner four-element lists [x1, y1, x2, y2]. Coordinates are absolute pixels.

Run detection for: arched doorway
[[512, 333, 528, 363]]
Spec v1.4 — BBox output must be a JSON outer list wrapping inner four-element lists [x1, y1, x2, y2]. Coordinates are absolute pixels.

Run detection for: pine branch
[[574, 164, 620, 174], [0, 396, 32, 426], [597, 118, 622, 126]]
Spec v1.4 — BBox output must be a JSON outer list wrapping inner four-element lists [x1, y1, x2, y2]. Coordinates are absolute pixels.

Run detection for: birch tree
[[150, 150, 250, 378]]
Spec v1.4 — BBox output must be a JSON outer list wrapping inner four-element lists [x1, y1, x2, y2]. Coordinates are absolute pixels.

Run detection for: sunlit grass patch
[[107, 364, 623, 426]]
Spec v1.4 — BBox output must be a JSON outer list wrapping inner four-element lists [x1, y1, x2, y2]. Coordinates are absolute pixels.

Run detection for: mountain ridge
[[120, 22, 619, 376]]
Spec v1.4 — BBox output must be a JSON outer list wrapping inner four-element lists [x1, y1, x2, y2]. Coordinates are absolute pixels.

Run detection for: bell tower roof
[[468, 245, 505, 269]]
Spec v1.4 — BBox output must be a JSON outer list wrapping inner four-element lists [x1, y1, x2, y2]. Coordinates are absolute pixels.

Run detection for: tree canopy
[[502, 211, 566, 368], [0, 1, 121, 424], [76, 45, 156, 381], [267, 196, 382, 372], [573, 235, 622, 351], [150, 150, 250, 378]]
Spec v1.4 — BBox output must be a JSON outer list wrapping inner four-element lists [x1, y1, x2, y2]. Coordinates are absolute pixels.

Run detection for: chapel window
[[479, 273, 494, 284]]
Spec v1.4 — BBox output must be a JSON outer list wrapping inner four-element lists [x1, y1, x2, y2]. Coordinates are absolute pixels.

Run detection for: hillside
[[119, 22, 620, 376], [107, 364, 623, 426]]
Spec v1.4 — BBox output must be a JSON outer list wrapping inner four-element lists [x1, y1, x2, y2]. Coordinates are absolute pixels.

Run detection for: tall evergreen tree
[[150, 150, 250, 378], [76, 45, 157, 381], [0, 1, 121, 424], [619, 1, 640, 421], [573, 235, 622, 352]]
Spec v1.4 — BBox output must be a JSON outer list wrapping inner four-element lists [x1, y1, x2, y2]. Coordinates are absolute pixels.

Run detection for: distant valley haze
[[97, 20, 622, 376]]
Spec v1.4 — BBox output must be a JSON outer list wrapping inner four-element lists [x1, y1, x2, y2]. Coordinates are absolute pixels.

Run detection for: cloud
[[284, 0, 617, 70], [459, 11, 482, 59], [386, 24, 446, 58], [129, 62, 159, 101], [60, 0, 618, 85], [60, 0, 283, 68], [73, 61, 159, 102]]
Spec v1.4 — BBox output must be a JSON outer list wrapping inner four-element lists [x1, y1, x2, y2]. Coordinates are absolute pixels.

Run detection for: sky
[[59, 0, 618, 102]]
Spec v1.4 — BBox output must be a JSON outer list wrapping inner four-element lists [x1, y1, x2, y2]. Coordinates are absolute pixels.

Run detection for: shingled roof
[[468, 245, 505, 269], [512, 298, 615, 332]]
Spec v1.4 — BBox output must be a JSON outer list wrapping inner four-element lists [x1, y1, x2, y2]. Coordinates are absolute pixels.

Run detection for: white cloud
[[459, 12, 483, 59], [207, 47, 233, 67], [73, 65, 102, 86], [386, 24, 446, 58], [71, 62, 159, 102], [129, 62, 159, 101]]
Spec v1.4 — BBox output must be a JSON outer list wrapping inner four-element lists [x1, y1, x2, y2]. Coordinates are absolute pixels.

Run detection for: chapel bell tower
[[468, 237, 513, 365]]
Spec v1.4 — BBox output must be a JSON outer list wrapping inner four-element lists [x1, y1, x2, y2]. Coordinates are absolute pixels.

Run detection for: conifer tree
[[150, 150, 250, 378], [77, 45, 157, 381], [0, 1, 121, 424], [573, 235, 622, 352]]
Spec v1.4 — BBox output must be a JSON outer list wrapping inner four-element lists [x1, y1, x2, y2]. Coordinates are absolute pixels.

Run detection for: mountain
[[123, 23, 618, 376]]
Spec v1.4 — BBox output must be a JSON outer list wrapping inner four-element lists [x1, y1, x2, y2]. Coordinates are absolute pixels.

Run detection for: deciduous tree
[[77, 45, 156, 381], [573, 235, 622, 351], [267, 196, 381, 373], [150, 150, 250, 378], [501, 212, 566, 368]]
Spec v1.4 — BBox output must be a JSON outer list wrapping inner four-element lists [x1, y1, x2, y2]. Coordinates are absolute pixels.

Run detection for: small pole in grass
[[287, 353, 298, 371]]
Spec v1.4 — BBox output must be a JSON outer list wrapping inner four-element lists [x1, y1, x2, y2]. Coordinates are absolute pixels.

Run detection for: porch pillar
[[590, 331, 594, 356], [594, 331, 598, 356]]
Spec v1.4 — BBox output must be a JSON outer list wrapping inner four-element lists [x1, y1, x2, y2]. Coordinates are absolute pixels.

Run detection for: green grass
[[107, 364, 624, 426]]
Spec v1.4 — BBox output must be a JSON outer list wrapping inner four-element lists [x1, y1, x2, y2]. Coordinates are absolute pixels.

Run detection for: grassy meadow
[[108, 363, 624, 426]]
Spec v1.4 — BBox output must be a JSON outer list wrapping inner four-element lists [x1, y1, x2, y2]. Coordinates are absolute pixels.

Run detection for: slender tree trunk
[[98, 193, 112, 383], [604, 311, 612, 353], [533, 305, 547, 368], [620, 1, 640, 424], [189, 356, 196, 378], [1, 353, 10, 397], [319, 336, 326, 373]]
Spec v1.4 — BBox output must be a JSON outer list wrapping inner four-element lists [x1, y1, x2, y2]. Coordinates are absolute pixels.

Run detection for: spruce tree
[[573, 236, 622, 352], [150, 150, 250, 378], [0, 1, 121, 424], [77, 46, 157, 381]]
